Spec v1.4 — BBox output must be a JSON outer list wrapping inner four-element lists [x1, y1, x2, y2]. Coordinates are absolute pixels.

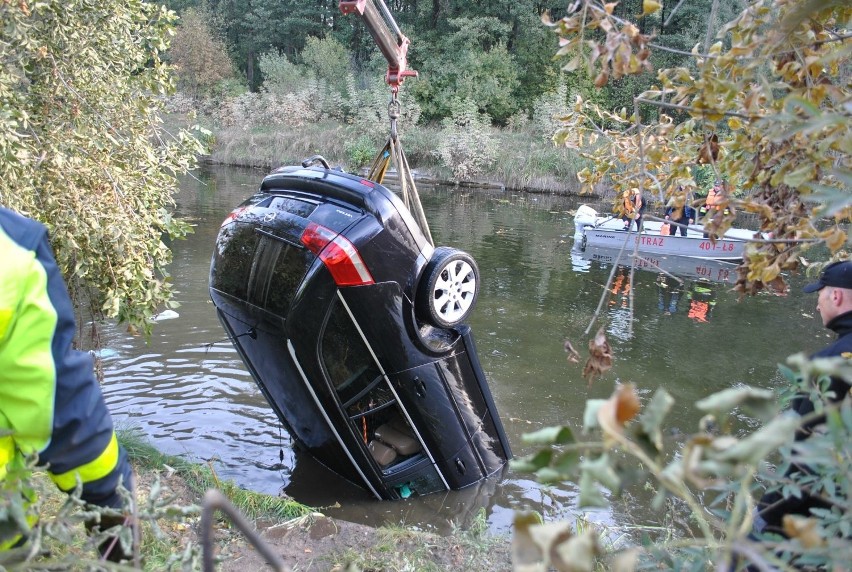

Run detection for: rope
[[367, 91, 434, 246]]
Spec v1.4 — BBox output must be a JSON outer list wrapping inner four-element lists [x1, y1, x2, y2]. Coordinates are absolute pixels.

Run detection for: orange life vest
[[706, 187, 723, 208]]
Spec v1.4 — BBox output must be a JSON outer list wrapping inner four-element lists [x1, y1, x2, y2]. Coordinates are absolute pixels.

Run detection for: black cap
[[803, 260, 852, 293]]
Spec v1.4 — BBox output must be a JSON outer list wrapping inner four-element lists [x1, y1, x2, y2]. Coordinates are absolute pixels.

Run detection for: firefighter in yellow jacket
[[0, 207, 133, 559]]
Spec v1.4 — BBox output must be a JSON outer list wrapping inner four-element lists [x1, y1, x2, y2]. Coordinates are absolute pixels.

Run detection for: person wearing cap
[[753, 259, 852, 537]]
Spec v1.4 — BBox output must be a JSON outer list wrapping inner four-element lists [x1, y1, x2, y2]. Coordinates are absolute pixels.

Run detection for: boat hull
[[580, 227, 745, 260], [576, 245, 738, 284]]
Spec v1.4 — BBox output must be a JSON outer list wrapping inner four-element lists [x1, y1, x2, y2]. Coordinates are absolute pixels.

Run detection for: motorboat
[[573, 205, 754, 261]]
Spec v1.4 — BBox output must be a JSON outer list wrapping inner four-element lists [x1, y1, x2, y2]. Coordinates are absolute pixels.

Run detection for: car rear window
[[211, 192, 365, 319], [267, 196, 317, 218]]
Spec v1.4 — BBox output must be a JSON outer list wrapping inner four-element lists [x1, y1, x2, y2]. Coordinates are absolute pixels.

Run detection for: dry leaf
[[614, 384, 641, 424], [564, 339, 581, 363], [782, 515, 825, 549], [697, 133, 719, 164], [642, 0, 662, 16], [582, 327, 613, 386], [597, 384, 641, 442]]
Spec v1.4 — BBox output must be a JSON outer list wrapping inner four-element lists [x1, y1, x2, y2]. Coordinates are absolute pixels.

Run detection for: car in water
[[209, 160, 512, 500]]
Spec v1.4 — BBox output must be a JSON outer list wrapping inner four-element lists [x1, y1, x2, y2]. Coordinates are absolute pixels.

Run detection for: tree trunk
[[246, 50, 255, 91]]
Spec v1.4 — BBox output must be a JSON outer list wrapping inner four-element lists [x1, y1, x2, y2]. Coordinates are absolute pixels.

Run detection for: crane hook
[[388, 91, 401, 141]]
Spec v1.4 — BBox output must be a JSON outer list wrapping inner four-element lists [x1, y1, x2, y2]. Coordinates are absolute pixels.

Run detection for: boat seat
[[368, 439, 397, 467], [375, 423, 421, 456]]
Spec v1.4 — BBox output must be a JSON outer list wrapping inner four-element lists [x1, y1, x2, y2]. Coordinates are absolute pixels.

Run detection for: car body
[[209, 163, 512, 500]]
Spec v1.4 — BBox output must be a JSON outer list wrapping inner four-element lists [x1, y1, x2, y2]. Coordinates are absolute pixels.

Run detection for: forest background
[[162, 0, 736, 191]]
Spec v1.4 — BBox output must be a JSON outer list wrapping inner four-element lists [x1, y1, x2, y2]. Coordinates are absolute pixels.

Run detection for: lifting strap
[[367, 92, 434, 246]]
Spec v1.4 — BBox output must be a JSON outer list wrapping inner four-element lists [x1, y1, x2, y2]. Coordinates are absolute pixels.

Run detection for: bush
[[343, 75, 422, 139], [436, 98, 498, 181], [512, 353, 852, 571], [532, 82, 569, 141], [345, 134, 379, 171], [213, 91, 318, 129]]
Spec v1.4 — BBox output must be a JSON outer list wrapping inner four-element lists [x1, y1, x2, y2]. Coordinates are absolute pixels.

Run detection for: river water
[[99, 165, 828, 536]]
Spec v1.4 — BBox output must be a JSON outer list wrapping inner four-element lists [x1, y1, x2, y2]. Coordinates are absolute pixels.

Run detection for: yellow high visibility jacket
[[0, 208, 132, 549]]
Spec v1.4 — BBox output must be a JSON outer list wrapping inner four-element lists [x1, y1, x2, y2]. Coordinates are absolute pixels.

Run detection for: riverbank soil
[[220, 515, 511, 571], [143, 470, 513, 571]]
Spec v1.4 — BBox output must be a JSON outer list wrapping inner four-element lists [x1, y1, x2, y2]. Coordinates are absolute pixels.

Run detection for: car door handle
[[414, 377, 426, 398]]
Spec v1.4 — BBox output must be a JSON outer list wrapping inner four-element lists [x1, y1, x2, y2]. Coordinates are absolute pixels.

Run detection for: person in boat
[[698, 180, 729, 219], [752, 260, 852, 548], [621, 187, 645, 232], [663, 202, 696, 237], [0, 208, 134, 562]]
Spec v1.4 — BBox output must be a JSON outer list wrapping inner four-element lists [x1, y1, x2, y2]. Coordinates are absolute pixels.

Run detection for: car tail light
[[221, 206, 249, 227], [301, 222, 374, 286]]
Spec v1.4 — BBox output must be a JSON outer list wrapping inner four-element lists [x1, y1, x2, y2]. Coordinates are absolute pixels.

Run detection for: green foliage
[[160, 1, 741, 126], [345, 135, 379, 172], [513, 355, 852, 570], [412, 17, 520, 123], [301, 36, 351, 96], [258, 49, 310, 95], [0, 0, 204, 338], [436, 98, 498, 181]]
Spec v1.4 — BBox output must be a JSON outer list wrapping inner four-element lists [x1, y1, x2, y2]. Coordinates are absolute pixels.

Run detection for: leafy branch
[[551, 0, 850, 296]]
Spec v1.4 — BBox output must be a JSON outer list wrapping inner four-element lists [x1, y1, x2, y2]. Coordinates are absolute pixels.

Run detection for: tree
[[300, 35, 351, 96], [0, 0, 204, 337], [412, 16, 521, 122], [550, 0, 850, 294], [170, 7, 235, 98]]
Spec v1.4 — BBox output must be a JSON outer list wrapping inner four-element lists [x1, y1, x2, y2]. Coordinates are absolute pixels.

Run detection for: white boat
[[575, 245, 739, 285], [573, 205, 753, 261]]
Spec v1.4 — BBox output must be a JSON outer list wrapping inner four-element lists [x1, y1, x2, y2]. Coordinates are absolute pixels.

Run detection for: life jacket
[[688, 300, 710, 322], [706, 187, 723, 208]]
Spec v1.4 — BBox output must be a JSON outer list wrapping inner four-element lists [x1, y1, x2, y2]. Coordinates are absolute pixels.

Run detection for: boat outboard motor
[[573, 205, 599, 248]]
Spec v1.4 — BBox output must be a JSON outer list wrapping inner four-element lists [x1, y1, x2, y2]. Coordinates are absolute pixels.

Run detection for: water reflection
[[100, 166, 827, 536]]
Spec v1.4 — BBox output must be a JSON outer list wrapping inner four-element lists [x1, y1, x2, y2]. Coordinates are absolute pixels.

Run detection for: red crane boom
[[339, 0, 417, 90]]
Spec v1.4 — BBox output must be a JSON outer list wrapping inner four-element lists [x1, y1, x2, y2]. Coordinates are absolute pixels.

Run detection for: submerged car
[[209, 160, 512, 500]]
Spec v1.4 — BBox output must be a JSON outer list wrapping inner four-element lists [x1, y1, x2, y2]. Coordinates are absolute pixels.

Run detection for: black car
[[209, 161, 511, 500]]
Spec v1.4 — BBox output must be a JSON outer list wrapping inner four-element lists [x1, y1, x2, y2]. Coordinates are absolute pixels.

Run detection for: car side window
[[321, 300, 381, 401], [321, 300, 424, 473]]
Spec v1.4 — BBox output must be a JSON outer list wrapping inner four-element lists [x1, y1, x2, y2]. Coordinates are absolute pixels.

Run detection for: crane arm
[[339, 0, 417, 90]]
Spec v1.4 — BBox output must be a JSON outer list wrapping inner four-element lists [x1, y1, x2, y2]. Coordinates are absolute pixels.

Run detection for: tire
[[416, 247, 480, 328]]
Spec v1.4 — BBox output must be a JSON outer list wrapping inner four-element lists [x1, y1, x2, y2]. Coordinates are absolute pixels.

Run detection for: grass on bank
[[327, 509, 511, 572], [117, 427, 311, 523], [23, 428, 312, 571]]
